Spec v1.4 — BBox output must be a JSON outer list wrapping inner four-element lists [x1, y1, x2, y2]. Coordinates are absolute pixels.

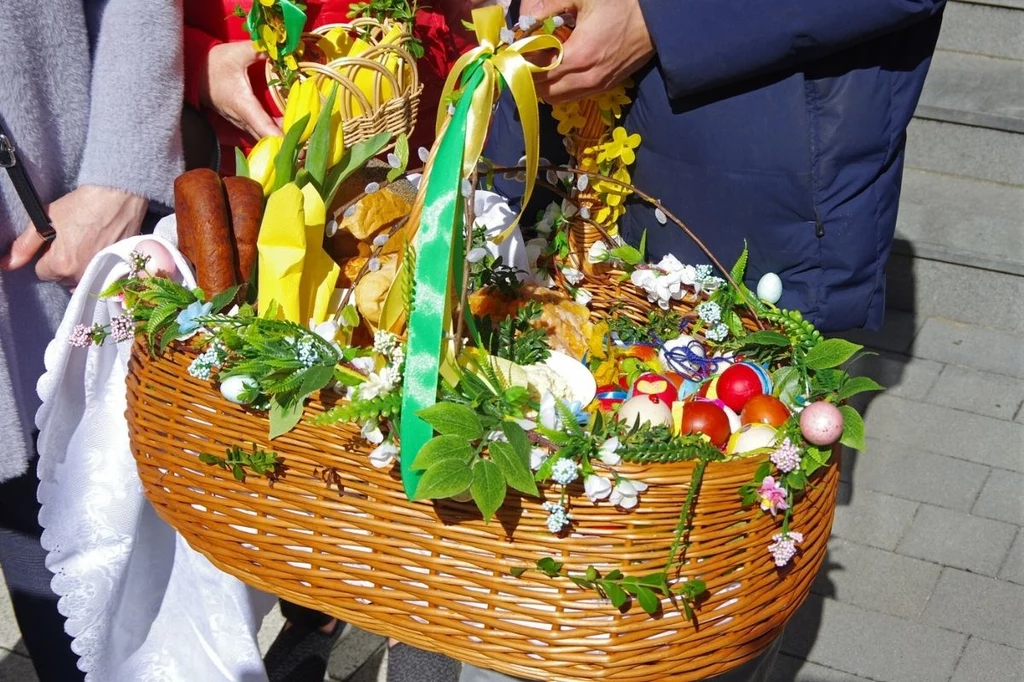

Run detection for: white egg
[[220, 375, 258, 405], [658, 334, 703, 374], [616, 395, 674, 429], [726, 424, 778, 455], [723, 405, 742, 433], [756, 272, 783, 304]]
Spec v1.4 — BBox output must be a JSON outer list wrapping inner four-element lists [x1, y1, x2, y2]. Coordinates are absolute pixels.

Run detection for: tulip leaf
[[234, 148, 250, 179], [322, 132, 393, 208], [272, 112, 310, 193], [306, 84, 339, 190]]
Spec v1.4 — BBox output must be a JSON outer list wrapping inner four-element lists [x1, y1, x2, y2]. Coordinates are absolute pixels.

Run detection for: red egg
[[799, 401, 845, 446], [716, 363, 765, 413], [596, 384, 629, 412], [631, 373, 678, 405], [741, 395, 791, 428], [679, 401, 731, 447]]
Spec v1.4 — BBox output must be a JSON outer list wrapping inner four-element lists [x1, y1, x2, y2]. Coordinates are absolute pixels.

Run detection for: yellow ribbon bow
[[437, 6, 563, 242]]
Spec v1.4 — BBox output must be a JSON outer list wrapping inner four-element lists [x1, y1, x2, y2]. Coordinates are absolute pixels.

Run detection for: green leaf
[[837, 376, 885, 401], [585, 566, 599, 582], [208, 285, 242, 312], [754, 460, 772, 484], [804, 339, 863, 370], [730, 244, 749, 283], [639, 573, 669, 592], [510, 566, 528, 577], [411, 435, 476, 470], [470, 458, 506, 522], [232, 463, 246, 481], [198, 452, 220, 465], [635, 586, 661, 615], [322, 132, 393, 207], [537, 556, 563, 577], [340, 304, 360, 328], [305, 83, 339, 189], [416, 402, 484, 440], [838, 405, 866, 451], [772, 366, 802, 404], [602, 581, 628, 609], [269, 396, 305, 439], [272, 113, 310, 193], [489, 440, 538, 497], [234, 148, 250, 179], [609, 244, 643, 266], [739, 330, 790, 347], [386, 133, 409, 183], [412, 458, 474, 501]]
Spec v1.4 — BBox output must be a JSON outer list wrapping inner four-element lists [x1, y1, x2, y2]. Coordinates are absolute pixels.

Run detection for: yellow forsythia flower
[[247, 135, 284, 196], [283, 77, 321, 144]]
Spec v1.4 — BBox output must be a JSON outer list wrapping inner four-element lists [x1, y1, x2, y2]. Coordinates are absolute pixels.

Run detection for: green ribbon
[[244, 0, 306, 57], [399, 65, 487, 499]]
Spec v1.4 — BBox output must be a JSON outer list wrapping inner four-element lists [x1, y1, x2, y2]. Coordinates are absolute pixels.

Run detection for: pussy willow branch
[[453, 170, 479, 355]]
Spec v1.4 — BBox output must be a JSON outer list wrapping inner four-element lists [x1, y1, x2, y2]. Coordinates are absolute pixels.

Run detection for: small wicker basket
[[126, 277, 838, 682], [267, 19, 422, 146]]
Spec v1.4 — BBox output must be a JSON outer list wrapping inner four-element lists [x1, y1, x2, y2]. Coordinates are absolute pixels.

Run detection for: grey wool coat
[[0, 0, 184, 482]]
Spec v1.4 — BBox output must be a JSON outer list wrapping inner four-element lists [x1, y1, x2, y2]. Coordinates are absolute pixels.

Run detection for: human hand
[[520, 0, 654, 103], [200, 42, 283, 140], [0, 186, 149, 287]]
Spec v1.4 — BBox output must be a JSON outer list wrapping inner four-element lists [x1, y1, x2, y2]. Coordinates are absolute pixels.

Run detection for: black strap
[[0, 121, 57, 242]]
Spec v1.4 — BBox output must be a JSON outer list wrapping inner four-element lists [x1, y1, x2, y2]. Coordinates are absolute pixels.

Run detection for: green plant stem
[[663, 456, 710, 576]]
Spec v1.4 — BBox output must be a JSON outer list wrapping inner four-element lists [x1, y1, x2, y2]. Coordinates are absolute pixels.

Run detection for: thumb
[[228, 39, 263, 68], [0, 227, 45, 271]]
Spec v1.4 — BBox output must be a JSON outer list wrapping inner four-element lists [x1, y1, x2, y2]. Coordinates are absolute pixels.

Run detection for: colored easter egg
[[756, 272, 783, 304], [741, 395, 791, 428], [220, 375, 258, 404], [723, 404, 742, 433], [698, 375, 721, 400], [617, 395, 674, 429], [631, 373, 679, 405], [679, 379, 702, 400], [658, 335, 704, 374], [800, 401, 845, 446], [726, 424, 779, 455], [716, 363, 765, 413], [134, 240, 177, 278], [679, 401, 731, 447], [596, 384, 629, 412], [739, 361, 773, 394]]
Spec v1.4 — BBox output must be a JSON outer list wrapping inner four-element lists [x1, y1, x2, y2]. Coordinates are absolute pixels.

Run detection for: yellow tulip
[[283, 77, 321, 144], [345, 25, 404, 117], [317, 81, 346, 167], [247, 135, 284, 196]]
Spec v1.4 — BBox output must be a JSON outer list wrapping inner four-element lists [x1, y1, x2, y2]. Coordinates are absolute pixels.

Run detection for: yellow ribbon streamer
[[436, 6, 563, 242]]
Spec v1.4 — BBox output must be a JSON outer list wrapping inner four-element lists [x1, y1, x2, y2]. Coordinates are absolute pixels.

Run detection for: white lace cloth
[[35, 225, 276, 681]]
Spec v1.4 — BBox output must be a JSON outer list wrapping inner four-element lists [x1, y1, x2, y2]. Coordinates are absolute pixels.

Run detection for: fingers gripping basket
[[127, 287, 839, 682]]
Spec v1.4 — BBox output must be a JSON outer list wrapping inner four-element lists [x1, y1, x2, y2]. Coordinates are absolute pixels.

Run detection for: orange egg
[[740, 395, 791, 428]]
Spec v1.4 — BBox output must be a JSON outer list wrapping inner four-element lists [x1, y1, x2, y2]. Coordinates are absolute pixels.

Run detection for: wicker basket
[[267, 19, 422, 146], [126, 277, 838, 682]]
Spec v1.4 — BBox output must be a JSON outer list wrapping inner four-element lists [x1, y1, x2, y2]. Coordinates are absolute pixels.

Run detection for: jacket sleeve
[[638, 0, 946, 99], [76, 0, 185, 208], [184, 26, 222, 110]]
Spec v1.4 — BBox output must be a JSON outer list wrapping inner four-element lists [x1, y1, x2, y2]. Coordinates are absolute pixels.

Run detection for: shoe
[[264, 619, 346, 682]]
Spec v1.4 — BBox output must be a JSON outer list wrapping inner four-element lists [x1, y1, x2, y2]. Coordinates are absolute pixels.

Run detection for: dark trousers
[[0, 456, 84, 682]]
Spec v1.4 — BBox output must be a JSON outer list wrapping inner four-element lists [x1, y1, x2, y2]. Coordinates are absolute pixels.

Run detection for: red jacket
[[183, 0, 472, 172]]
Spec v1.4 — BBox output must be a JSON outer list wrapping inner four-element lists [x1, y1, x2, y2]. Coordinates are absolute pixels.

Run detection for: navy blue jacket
[[486, 1, 945, 331]]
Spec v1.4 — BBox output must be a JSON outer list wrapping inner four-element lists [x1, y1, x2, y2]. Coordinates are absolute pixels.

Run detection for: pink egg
[[799, 401, 844, 446], [134, 240, 177, 278]]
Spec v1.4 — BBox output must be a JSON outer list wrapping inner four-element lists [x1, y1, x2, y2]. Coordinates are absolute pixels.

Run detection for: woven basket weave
[[126, 278, 838, 682]]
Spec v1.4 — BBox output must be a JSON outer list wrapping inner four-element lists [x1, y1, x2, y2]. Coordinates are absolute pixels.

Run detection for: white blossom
[[350, 356, 375, 374], [369, 441, 399, 468], [598, 437, 622, 466], [530, 447, 549, 471], [609, 478, 649, 509], [588, 241, 610, 263], [584, 475, 613, 503], [561, 267, 584, 286], [467, 247, 489, 264], [361, 421, 385, 445], [539, 391, 560, 431], [574, 288, 593, 307]]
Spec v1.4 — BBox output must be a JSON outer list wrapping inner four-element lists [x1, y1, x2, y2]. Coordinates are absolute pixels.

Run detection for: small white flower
[[556, 171, 574, 185], [551, 458, 579, 485], [654, 208, 668, 225], [387, 153, 402, 169], [365, 182, 380, 194], [598, 437, 622, 466], [357, 371, 395, 400], [372, 330, 397, 354], [467, 247, 489, 264], [373, 233, 389, 248], [561, 267, 584, 286], [487, 430, 509, 443], [350, 356, 375, 374], [560, 199, 578, 218], [361, 421, 385, 445], [584, 475, 613, 503], [574, 288, 593, 307], [325, 220, 339, 238], [530, 447, 548, 471], [588, 241, 610, 263], [310, 318, 340, 346], [515, 418, 537, 431], [418, 146, 430, 163], [369, 441, 399, 468], [539, 391, 559, 431], [609, 478, 649, 509]]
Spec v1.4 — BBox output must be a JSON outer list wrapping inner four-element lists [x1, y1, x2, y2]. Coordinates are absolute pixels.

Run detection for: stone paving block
[[913, 318, 1024, 379], [256, 602, 284, 655], [1017, 403, 1024, 425], [0, 573, 25, 657], [0, 651, 38, 682], [781, 594, 965, 682], [922, 568, 1024, 649], [998, 530, 1024, 586], [769, 654, 874, 682], [927, 364, 1024, 421], [812, 538, 942, 620], [951, 637, 1024, 682], [327, 626, 386, 681], [839, 310, 921, 355], [842, 438, 989, 511], [973, 469, 1024, 526], [846, 352, 943, 405], [830, 485, 919, 551], [897, 504, 1016, 576], [341, 644, 386, 682], [864, 394, 1024, 472]]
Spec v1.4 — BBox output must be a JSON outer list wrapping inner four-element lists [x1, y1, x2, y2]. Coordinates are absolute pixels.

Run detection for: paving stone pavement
[[2, 311, 1023, 682]]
